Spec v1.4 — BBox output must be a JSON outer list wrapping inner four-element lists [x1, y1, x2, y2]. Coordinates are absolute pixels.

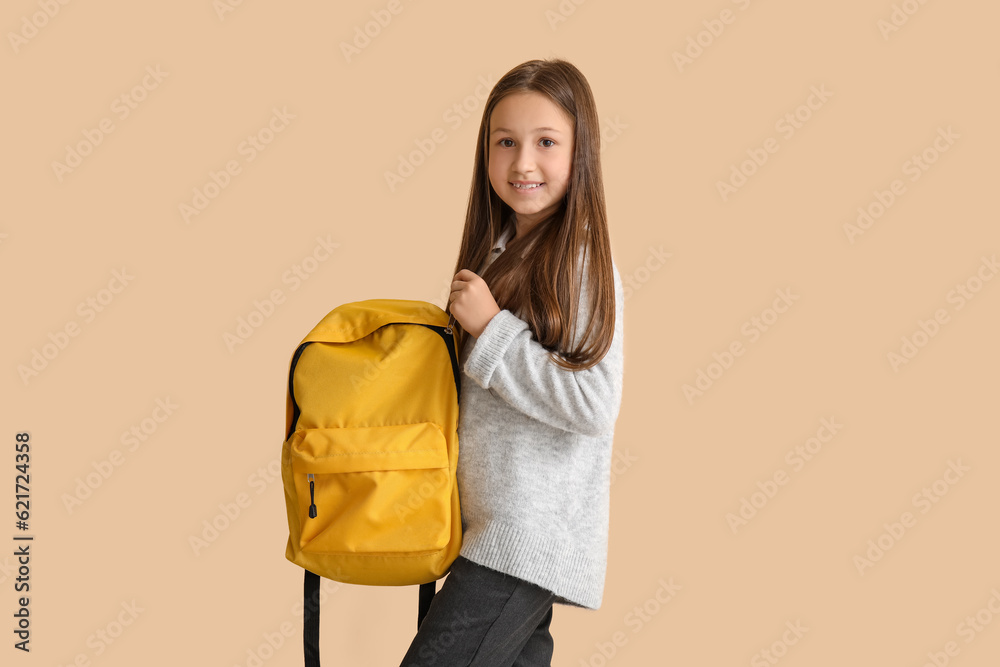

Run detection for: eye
[[540, 139, 555, 148], [498, 138, 514, 148]]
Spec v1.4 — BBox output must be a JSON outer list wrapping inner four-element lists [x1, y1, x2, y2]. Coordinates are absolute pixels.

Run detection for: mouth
[[510, 181, 544, 191]]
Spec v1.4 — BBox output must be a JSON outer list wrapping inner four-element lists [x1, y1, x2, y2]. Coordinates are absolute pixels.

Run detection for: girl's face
[[488, 91, 574, 232]]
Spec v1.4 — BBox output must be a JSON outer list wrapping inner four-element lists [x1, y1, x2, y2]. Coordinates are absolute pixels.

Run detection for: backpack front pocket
[[288, 422, 452, 555]]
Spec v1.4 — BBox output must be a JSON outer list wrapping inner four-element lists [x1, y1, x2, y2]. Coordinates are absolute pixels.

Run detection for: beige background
[[3, 1, 999, 665]]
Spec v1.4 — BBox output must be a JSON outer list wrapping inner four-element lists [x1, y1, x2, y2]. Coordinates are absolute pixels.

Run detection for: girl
[[399, 58, 625, 667]]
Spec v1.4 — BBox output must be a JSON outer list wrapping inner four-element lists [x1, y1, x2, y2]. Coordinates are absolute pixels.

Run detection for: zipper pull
[[308, 473, 317, 518], [445, 313, 456, 335]]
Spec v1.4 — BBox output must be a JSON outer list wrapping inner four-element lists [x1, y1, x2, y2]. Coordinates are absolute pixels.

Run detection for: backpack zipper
[[308, 473, 317, 518], [416, 322, 461, 404]]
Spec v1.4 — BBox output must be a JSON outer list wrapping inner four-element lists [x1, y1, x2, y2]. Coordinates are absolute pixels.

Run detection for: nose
[[512, 145, 536, 175]]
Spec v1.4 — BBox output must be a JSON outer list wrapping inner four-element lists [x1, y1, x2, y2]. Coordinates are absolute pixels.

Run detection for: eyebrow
[[490, 127, 563, 135]]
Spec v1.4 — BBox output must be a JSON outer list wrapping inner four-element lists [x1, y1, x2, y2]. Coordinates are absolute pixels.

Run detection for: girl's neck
[[510, 213, 539, 243]]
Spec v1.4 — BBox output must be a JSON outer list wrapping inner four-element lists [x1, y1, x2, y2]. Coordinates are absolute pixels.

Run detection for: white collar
[[492, 220, 515, 254]]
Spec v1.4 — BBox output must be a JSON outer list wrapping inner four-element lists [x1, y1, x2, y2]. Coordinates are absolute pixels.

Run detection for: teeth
[[513, 183, 542, 189]]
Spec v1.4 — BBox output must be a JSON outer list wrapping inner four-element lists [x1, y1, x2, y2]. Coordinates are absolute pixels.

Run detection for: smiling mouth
[[511, 182, 544, 190]]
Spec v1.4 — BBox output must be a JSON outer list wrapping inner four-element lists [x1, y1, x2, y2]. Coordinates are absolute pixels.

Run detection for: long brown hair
[[448, 58, 616, 371]]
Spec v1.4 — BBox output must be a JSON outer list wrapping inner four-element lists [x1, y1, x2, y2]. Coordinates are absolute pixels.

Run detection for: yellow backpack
[[280, 299, 462, 666]]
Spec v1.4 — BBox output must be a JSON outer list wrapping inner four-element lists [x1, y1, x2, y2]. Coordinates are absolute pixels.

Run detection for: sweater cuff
[[464, 309, 529, 389]]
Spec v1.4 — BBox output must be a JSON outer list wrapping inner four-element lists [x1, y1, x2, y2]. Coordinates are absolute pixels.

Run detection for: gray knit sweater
[[456, 221, 625, 610]]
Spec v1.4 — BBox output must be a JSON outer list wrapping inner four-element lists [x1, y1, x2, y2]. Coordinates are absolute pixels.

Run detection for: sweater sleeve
[[462, 259, 625, 437]]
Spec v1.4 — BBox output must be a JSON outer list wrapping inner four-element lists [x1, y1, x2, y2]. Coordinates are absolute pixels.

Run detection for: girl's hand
[[449, 269, 501, 338]]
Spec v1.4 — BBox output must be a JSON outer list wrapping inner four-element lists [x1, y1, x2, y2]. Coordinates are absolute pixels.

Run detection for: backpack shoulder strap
[[302, 572, 439, 665], [304, 570, 321, 667]]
